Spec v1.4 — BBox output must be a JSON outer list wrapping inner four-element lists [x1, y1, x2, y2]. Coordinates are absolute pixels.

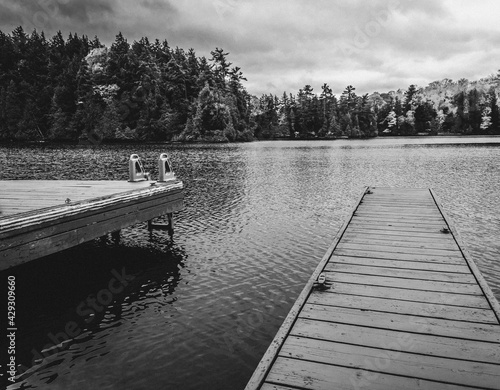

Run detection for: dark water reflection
[[1, 137, 499, 389]]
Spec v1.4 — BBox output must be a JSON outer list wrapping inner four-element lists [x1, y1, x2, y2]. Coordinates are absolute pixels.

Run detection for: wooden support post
[[111, 230, 121, 244], [167, 212, 174, 236]]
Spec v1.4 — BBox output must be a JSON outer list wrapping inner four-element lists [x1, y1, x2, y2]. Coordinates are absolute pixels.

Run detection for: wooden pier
[[0, 179, 183, 270], [246, 187, 500, 390]]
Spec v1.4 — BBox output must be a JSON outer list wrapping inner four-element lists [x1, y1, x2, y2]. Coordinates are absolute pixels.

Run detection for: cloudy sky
[[1, 0, 499, 96]]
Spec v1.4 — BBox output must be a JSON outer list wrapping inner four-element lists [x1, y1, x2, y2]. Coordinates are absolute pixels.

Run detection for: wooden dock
[[0, 179, 183, 270], [246, 187, 500, 390]]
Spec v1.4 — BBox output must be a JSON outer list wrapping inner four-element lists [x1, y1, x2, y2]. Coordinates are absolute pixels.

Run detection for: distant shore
[[1, 133, 500, 147]]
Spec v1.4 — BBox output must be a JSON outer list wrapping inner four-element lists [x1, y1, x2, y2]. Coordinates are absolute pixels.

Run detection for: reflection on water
[[1, 137, 499, 390]]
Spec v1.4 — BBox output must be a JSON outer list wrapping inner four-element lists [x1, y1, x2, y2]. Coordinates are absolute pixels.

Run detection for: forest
[[1, 27, 500, 143]]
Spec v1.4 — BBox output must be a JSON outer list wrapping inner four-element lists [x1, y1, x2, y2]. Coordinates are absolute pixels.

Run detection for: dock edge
[[244, 186, 369, 390]]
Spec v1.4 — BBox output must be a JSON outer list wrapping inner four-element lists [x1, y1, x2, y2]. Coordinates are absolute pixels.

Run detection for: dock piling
[[111, 230, 121, 244]]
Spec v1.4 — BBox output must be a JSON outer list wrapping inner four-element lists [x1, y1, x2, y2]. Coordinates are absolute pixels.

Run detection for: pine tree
[[404, 84, 418, 113], [467, 89, 482, 134], [107, 32, 131, 86], [4, 80, 22, 139], [414, 100, 437, 133], [319, 83, 333, 136], [340, 85, 357, 112], [488, 87, 499, 134], [210, 47, 232, 89]]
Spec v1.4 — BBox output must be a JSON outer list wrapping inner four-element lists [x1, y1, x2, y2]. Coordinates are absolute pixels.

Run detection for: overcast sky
[[1, 0, 500, 96]]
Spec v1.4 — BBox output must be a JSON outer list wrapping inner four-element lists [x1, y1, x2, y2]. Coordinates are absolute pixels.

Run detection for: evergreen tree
[[414, 100, 437, 133], [404, 84, 418, 113], [210, 47, 231, 89], [187, 83, 234, 142], [467, 89, 482, 134], [340, 85, 357, 113], [488, 87, 499, 134], [4, 80, 22, 139]]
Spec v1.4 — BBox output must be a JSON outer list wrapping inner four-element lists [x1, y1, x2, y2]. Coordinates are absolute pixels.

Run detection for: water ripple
[[2, 139, 499, 390]]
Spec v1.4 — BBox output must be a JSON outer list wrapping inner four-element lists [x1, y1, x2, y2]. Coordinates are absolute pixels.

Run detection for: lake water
[[1, 136, 499, 390]]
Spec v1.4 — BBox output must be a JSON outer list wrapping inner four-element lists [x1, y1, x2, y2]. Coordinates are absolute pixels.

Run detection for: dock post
[[167, 213, 174, 236], [111, 230, 121, 244]]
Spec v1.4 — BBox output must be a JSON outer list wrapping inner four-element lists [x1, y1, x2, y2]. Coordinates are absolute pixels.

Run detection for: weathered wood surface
[[246, 187, 500, 390], [0, 180, 162, 216], [0, 180, 183, 269]]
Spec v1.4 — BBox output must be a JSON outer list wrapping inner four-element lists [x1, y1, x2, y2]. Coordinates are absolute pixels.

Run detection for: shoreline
[[1, 134, 500, 147]]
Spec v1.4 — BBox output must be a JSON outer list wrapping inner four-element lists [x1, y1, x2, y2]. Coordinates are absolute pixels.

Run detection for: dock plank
[[330, 255, 468, 272], [291, 318, 500, 364], [328, 272, 484, 295], [333, 248, 463, 263], [327, 281, 490, 308], [357, 206, 440, 215], [325, 263, 475, 283], [280, 336, 500, 389], [264, 358, 478, 390], [245, 187, 500, 390], [347, 222, 451, 234], [308, 292, 498, 323], [0, 180, 158, 216], [336, 242, 463, 257], [300, 304, 500, 343], [343, 231, 457, 244], [347, 228, 448, 237], [351, 212, 445, 221], [340, 237, 459, 251], [349, 216, 447, 226]]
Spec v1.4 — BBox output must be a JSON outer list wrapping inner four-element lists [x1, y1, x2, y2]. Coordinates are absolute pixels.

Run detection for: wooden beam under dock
[[0, 180, 183, 270], [246, 186, 500, 390]]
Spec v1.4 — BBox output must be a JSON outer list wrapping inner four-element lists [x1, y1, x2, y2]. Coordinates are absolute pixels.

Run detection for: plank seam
[[271, 356, 490, 390], [262, 380, 308, 390], [325, 270, 477, 284], [308, 302, 499, 325], [332, 251, 464, 262], [319, 290, 489, 309], [285, 332, 500, 365], [328, 280, 484, 297], [296, 314, 500, 344], [332, 253, 464, 265], [328, 261, 470, 274]]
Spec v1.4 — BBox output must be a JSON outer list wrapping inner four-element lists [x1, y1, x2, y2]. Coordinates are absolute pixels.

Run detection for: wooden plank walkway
[[0, 180, 163, 216], [246, 187, 500, 390], [0, 180, 183, 270]]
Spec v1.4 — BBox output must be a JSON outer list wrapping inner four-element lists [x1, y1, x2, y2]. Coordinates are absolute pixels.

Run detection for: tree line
[[254, 79, 500, 139], [1, 27, 499, 143], [0, 27, 252, 143]]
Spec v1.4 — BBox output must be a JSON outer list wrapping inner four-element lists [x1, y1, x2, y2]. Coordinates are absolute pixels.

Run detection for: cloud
[[1, 0, 499, 97], [0, 3, 18, 26], [57, 0, 116, 24], [0, 0, 119, 39]]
